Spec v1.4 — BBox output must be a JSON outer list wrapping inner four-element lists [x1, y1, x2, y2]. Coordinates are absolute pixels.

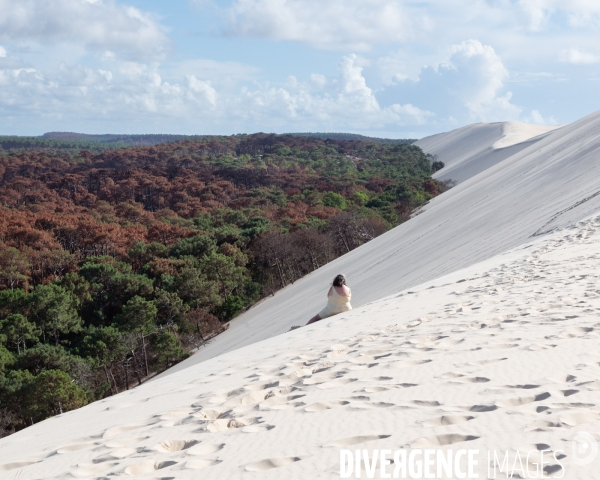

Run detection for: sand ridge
[[492, 122, 562, 150], [416, 121, 561, 183], [2, 215, 600, 478]]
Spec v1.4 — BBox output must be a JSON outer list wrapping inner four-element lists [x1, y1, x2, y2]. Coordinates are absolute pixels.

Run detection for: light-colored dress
[[318, 287, 352, 319]]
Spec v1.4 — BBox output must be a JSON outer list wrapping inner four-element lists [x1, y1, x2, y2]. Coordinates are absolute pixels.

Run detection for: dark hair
[[333, 274, 346, 287]]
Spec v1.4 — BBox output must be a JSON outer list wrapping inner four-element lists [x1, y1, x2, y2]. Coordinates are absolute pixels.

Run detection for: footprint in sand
[[123, 460, 177, 475], [239, 390, 276, 405], [55, 442, 98, 454], [194, 408, 226, 420], [362, 384, 417, 393], [245, 456, 308, 471], [516, 443, 552, 452], [242, 424, 276, 433], [496, 392, 551, 408], [305, 401, 350, 412], [104, 436, 150, 448], [348, 355, 388, 364], [323, 434, 391, 447], [579, 380, 600, 390], [436, 338, 466, 348], [364, 385, 394, 393], [261, 394, 305, 409], [149, 440, 200, 452], [206, 416, 260, 432], [328, 344, 350, 357], [185, 459, 222, 469], [504, 384, 541, 390], [311, 362, 336, 374], [317, 378, 357, 389], [466, 404, 498, 412], [96, 448, 138, 460], [244, 381, 280, 391], [102, 421, 157, 438], [422, 415, 475, 427], [412, 400, 442, 407], [468, 357, 507, 366], [410, 433, 479, 448], [71, 461, 120, 477], [352, 401, 396, 409], [548, 374, 577, 383], [383, 324, 407, 334], [362, 349, 391, 355], [559, 412, 600, 426], [187, 443, 225, 455], [303, 372, 342, 385], [265, 401, 306, 410], [525, 420, 563, 431], [526, 343, 557, 351], [557, 389, 579, 397], [395, 359, 433, 368], [488, 344, 520, 349], [450, 377, 490, 384], [440, 371, 468, 379], [347, 363, 378, 370], [0, 458, 43, 472], [208, 387, 246, 404]]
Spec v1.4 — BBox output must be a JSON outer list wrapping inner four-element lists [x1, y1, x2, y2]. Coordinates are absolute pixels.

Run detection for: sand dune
[[160, 110, 600, 378], [415, 121, 561, 183], [3, 215, 600, 478], [4, 111, 600, 478]]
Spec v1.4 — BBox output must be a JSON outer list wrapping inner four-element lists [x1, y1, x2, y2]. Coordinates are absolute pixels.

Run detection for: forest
[[0, 133, 449, 436]]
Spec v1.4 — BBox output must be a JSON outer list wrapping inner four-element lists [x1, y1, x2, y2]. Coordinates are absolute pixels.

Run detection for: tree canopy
[[0, 132, 451, 437]]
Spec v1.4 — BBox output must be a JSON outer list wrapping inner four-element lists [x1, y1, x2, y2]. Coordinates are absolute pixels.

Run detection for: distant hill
[[286, 132, 416, 144], [42, 131, 416, 145], [41, 132, 196, 146], [0, 135, 120, 153], [0, 132, 415, 155], [0, 134, 210, 154]]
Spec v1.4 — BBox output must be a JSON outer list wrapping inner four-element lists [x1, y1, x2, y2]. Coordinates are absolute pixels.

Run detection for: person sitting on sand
[[306, 274, 352, 325]]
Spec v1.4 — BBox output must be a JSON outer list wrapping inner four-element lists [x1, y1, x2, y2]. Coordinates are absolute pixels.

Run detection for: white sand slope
[[160, 110, 600, 378], [2, 216, 600, 479], [415, 121, 561, 183]]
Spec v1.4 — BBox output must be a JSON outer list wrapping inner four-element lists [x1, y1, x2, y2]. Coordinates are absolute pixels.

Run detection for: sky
[[1, 0, 600, 139]]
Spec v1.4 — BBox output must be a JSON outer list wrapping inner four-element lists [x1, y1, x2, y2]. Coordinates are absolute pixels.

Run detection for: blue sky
[[1, 0, 599, 138]]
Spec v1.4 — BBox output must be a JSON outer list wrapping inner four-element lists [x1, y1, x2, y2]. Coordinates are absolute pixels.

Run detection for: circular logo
[[572, 432, 598, 466]]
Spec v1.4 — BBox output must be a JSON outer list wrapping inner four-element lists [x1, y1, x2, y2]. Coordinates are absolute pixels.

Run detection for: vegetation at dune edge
[[0, 132, 450, 436]]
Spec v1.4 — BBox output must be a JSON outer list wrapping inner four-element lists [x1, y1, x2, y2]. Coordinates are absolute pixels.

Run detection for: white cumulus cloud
[[559, 48, 599, 65], [376, 39, 522, 125], [518, 0, 600, 30], [447, 39, 520, 120], [0, 0, 170, 61], [525, 109, 557, 125], [222, 54, 433, 130], [224, 0, 422, 50], [0, 52, 432, 134]]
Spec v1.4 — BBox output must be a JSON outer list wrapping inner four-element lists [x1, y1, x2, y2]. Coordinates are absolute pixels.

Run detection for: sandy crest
[[416, 121, 561, 183], [3, 216, 600, 479], [491, 122, 561, 150]]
